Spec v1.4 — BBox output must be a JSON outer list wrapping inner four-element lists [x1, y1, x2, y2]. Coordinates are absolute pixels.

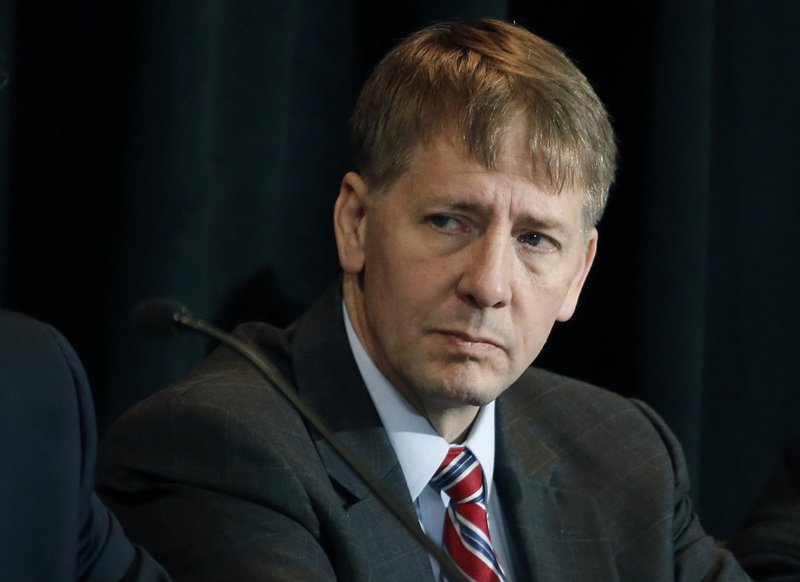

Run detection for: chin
[[464, 389, 504, 407], [447, 367, 515, 404], [434, 380, 506, 408]]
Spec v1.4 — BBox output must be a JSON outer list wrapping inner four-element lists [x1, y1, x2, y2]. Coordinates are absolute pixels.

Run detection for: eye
[[518, 231, 558, 251], [429, 214, 462, 232], [519, 232, 543, 246]]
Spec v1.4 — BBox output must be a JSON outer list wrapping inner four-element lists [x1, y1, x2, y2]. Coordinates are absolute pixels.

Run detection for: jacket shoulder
[[507, 367, 649, 430], [502, 366, 687, 491]]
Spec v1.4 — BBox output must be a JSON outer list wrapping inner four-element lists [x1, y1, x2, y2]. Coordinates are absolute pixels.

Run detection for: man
[[0, 311, 170, 581], [97, 19, 748, 580]]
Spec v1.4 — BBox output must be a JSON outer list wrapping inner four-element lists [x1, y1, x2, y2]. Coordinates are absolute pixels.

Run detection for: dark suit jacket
[[0, 311, 169, 581], [97, 284, 748, 581], [728, 435, 800, 580]]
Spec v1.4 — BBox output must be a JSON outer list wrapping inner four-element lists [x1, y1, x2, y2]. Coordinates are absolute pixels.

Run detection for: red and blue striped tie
[[431, 446, 507, 582]]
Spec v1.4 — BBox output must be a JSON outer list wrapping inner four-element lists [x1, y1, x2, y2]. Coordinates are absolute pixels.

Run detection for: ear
[[556, 228, 598, 322], [334, 171, 370, 274]]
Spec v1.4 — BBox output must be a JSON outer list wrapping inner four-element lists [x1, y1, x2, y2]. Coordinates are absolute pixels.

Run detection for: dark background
[[1, 0, 798, 539]]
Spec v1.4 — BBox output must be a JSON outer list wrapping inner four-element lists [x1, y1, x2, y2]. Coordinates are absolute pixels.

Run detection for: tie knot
[[430, 445, 485, 504]]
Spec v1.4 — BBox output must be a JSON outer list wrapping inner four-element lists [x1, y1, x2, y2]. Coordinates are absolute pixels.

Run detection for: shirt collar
[[343, 302, 496, 501]]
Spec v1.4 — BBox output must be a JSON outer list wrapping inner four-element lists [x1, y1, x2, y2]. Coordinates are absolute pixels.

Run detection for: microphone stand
[[134, 300, 469, 582]]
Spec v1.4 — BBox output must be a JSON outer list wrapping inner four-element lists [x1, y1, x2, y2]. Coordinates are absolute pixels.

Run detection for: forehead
[[401, 129, 560, 199], [405, 121, 554, 189]]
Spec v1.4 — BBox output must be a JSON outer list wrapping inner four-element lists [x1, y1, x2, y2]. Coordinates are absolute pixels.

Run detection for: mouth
[[435, 329, 504, 354]]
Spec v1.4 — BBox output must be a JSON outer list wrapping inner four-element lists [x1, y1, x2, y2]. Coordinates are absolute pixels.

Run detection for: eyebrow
[[445, 198, 570, 235]]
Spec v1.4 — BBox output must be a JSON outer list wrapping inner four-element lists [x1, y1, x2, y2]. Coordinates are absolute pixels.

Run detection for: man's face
[[336, 124, 597, 423]]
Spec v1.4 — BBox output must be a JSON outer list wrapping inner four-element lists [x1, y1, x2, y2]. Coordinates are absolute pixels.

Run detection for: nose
[[455, 231, 513, 309]]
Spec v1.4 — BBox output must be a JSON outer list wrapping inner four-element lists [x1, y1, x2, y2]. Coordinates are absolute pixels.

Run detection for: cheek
[[512, 282, 568, 338], [369, 244, 447, 298], [524, 258, 585, 306], [363, 253, 427, 322]]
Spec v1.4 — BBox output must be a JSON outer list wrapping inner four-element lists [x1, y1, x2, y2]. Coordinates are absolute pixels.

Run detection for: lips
[[435, 329, 505, 354]]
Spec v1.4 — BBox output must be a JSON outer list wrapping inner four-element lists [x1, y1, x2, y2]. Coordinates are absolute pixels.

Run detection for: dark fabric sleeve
[[0, 312, 170, 582], [727, 435, 800, 581], [631, 399, 753, 581], [0, 313, 82, 580]]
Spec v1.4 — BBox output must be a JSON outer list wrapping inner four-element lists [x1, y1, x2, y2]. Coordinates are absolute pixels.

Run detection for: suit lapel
[[495, 383, 620, 582], [290, 282, 435, 580]]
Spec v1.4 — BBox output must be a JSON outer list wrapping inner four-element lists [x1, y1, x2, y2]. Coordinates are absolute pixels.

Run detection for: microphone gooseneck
[[131, 299, 191, 337], [132, 298, 469, 582]]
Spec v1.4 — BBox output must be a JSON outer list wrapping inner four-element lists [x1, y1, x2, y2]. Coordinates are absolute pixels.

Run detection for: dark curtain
[[1, 0, 797, 539]]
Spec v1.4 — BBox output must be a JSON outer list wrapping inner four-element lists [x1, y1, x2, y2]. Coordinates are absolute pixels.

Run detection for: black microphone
[[131, 298, 469, 582], [131, 299, 189, 336]]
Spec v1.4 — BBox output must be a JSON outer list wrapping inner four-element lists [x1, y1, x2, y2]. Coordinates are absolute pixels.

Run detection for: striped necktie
[[430, 445, 507, 582]]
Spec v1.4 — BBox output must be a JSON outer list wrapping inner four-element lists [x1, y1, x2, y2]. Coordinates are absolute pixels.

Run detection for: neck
[[424, 404, 479, 443]]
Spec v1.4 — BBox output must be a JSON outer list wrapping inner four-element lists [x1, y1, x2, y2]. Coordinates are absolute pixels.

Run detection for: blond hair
[[350, 18, 616, 226]]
